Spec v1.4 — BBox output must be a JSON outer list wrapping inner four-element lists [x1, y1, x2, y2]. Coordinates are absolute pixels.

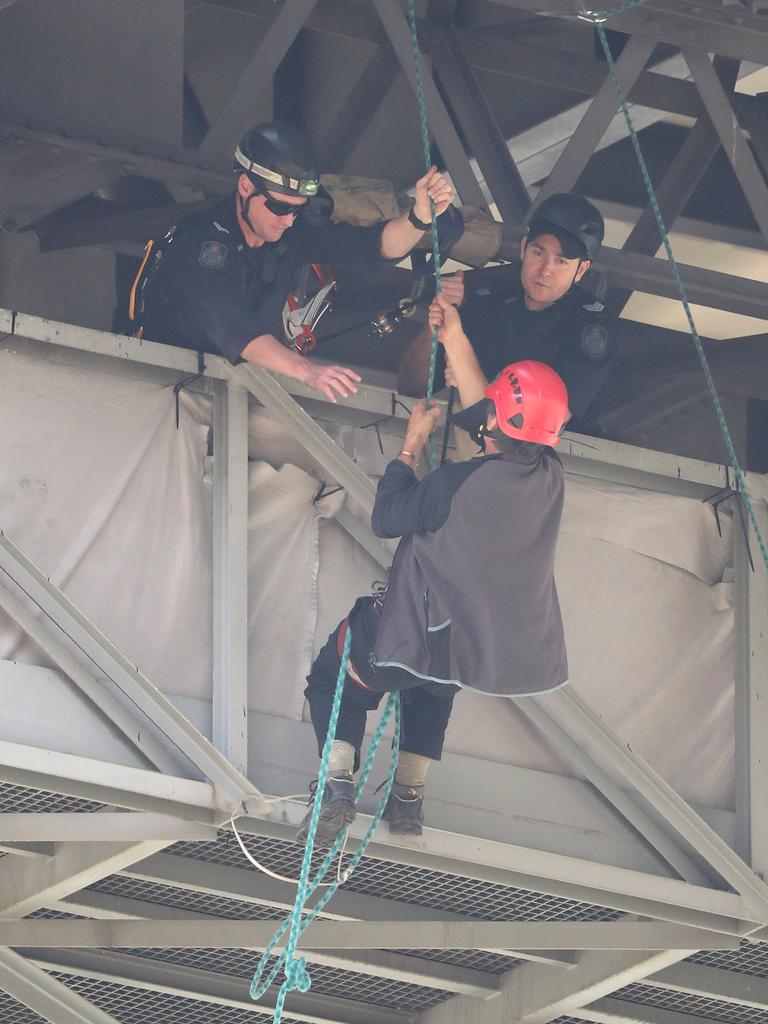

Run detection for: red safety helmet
[[484, 361, 569, 446]]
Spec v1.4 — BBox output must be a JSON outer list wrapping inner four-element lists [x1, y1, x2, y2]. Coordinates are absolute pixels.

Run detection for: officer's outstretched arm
[[240, 333, 361, 404], [380, 167, 453, 259]]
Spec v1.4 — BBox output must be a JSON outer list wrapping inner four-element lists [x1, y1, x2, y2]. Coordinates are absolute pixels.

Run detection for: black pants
[[305, 596, 460, 771]]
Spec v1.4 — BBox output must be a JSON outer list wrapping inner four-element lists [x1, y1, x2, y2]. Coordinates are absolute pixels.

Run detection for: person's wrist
[[408, 201, 431, 231]]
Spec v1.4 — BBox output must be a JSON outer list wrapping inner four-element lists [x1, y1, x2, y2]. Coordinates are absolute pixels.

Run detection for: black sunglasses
[[262, 193, 308, 218]]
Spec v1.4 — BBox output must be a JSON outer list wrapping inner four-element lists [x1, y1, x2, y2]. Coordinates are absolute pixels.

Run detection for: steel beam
[[0, 577, 182, 774], [211, 381, 250, 776], [0, 740, 219, 821], [237, 811, 753, 933], [0, 919, 740, 950], [118, 851, 567, 968], [371, 0, 488, 209], [0, 529, 269, 815], [0, 948, 122, 1024], [0, 813, 215, 843], [201, 0, 320, 154], [417, 950, 693, 1024], [577, 997, 721, 1024], [650, 959, 768, 1010], [38, 200, 216, 252], [231, 364, 378, 515], [23, 949, 412, 1024], [455, 28, 704, 121], [513, 699, 710, 886], [684, 48, 768, 242], [318, 42, 399, 173], [426, 21, 530, 222], [538, 686, 768, 922], [734, 495, 768, 875], [736, 92, 768, 183], [535, 35, 656, 205], [611, 58, 740, 314], [494, 0, 768, 66], [0, 840, 170, 918], [41, 895, 500, 997]]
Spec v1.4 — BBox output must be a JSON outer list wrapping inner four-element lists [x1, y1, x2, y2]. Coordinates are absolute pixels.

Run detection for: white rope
[[229, 811, 350, 887]]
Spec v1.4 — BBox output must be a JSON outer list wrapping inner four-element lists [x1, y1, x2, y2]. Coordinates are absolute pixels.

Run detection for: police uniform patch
[[580, 323, 609, 361], [199, 240, 228, 269], [582, 299, 605, 313]]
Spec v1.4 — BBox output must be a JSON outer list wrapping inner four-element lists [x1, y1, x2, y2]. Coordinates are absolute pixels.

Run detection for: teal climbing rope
[[590, 17, 768, 574], [251, 14, 452, 1019], [250, 625, 401, 1022], [406, 0, 443, 411]]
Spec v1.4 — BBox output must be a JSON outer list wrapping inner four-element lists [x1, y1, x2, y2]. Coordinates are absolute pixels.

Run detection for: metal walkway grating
[[94, 875, 521, 975], [90, 875, 288, 921], [0, 991, 49, 1024], [397, 947, 521, 973], [689, 940, 768, 978], [49, 974, 278, 1024], [616, 983, 768, 1023], [0, 782, 104, 813], [172, 830, 621, 922], [114, 948, 450, 1013]]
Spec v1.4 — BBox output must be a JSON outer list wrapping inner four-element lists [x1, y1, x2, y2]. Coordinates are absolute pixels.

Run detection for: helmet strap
[[239, 188, 261, 236]]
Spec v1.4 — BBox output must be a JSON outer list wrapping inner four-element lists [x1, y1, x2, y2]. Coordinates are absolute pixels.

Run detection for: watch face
[[198, 241, 228, 269]]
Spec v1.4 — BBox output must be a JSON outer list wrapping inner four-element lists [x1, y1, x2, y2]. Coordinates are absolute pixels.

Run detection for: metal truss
[[2, 312, 768, 1024], [0, 948, 122, 1024], [0, 919, 741, 951]]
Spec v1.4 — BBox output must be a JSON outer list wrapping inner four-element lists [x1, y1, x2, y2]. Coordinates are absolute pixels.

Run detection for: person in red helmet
[[300, 358, 570, 844]]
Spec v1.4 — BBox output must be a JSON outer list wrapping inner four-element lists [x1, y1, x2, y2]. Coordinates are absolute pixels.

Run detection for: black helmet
[[527, 193, 604, 260], [234, 122, 319, 198]]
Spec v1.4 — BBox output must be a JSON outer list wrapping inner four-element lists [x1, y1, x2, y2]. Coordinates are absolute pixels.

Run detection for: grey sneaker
[[297, 771, 356, 846], [383, 782, 424, 836]]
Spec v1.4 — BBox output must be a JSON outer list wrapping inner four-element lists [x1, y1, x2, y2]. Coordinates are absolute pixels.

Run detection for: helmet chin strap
[[239, 190, 259, 235]]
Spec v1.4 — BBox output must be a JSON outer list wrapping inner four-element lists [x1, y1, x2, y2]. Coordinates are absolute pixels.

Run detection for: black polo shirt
[[137, 195, 387, 363], [437, 280, 615, 428]]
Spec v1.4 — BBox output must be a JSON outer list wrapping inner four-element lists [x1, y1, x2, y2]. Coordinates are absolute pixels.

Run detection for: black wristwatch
[[408, 202, 431, 232]]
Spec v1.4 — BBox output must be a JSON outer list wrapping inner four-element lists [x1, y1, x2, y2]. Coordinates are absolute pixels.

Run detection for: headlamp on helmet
[[234, 147, 319, 197], [234, 122, 320, 199]]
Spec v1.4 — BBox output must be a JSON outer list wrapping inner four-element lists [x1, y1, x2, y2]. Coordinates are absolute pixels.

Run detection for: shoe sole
[[387, 819, 423, 836], [297, 803, 356, 846]]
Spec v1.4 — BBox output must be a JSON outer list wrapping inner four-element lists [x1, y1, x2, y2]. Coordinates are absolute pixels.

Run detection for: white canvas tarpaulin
[[0, 350, 735, 811]]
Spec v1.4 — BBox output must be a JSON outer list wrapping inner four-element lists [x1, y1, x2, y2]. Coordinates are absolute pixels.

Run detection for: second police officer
[[400, 193, 614, 435]]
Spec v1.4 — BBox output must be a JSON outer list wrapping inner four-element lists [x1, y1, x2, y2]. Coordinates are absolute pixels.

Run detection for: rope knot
[[285, 955, 312, 993]]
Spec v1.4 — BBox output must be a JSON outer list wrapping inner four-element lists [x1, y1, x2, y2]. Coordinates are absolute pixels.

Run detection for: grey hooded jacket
[[371, 446, 568, 696]]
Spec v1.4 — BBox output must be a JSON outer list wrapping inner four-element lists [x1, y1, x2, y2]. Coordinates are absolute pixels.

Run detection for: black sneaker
[[297, 771, 356, 846], [383, 782, 424, 836]]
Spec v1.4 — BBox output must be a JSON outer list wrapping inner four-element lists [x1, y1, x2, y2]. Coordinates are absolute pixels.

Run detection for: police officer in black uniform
[[128, 122, 455, 403], [400, 193, 613, 433]]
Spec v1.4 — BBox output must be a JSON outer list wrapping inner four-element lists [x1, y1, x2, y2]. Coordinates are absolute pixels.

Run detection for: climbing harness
[[282, 263, 337, 353]]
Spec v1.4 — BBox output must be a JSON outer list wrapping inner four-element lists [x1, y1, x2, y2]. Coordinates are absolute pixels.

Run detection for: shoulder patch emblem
[[580, 323, 609, 361], [199, 240, 228, 269], [582, 300, 605, 313]]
